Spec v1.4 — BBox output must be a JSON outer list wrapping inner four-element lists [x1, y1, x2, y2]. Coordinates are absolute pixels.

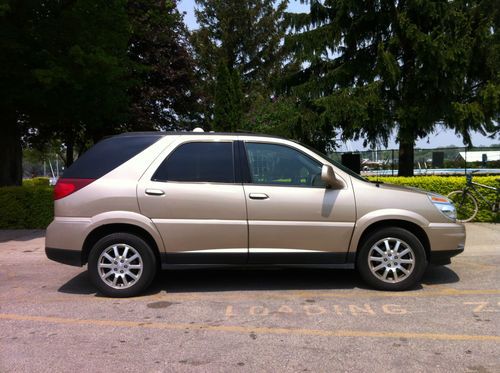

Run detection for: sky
[[177, 0, 498, 151]]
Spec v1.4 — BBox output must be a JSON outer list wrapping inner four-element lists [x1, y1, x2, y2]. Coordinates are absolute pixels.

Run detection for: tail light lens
[[54, 178, 95, 200]]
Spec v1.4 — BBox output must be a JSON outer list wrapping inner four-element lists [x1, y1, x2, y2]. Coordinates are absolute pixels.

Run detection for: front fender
[[348, 209, 430, 254]]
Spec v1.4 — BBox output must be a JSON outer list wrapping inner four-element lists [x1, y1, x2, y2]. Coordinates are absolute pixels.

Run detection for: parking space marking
[[1, 313, 499, 342], [1, 288, 500, 305], [135, 288, 500, 302]]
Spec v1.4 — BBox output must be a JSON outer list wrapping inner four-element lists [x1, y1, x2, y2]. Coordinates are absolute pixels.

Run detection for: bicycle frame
[[468, 181, 499, 207]]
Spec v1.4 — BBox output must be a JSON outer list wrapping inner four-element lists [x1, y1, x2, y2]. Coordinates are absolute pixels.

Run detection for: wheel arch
[[81, 223, 161, 267], [352, 219, 431, 264]]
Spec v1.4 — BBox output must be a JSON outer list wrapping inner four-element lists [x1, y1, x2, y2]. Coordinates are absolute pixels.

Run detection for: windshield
[[294, 142, 368, 182]]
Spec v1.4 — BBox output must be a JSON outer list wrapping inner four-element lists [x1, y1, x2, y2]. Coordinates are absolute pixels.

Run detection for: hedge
[[22, 177, 50, 187], [367, 175, 499, 222], [0, 185, 53, 229], [0, 176, 498, 229]]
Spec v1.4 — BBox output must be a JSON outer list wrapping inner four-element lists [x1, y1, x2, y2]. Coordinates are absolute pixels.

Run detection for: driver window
[[245, 142, 325, 187]]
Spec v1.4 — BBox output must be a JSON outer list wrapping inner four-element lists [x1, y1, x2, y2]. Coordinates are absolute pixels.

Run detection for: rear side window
[[63, 134, 163, 179], [152, 142, 235, 183]]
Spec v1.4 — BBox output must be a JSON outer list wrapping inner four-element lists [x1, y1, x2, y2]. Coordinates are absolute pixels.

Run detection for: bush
[[0, 186, 53, 229], [22, 177, 50, 187], [367, 176, 499, 222]]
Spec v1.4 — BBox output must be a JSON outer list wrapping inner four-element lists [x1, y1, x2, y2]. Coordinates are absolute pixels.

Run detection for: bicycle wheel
[[447, 190, 478, 222]]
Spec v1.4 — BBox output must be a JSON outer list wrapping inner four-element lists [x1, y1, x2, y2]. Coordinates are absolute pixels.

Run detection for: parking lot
[[0, 224, 499, 372]]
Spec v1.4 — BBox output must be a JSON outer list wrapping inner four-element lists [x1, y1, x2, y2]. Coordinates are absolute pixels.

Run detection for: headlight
[[428, 194, 456, 221]]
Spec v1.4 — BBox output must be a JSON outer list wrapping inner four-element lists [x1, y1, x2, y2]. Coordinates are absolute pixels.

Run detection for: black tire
[[356, 227, 427, 291], [88, 233, 157, 297]]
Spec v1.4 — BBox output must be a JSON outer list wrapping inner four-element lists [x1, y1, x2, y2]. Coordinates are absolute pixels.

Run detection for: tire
[[447, 190, 478, 222], [88, 233, 157, 297], [356, 227, 427, 291]]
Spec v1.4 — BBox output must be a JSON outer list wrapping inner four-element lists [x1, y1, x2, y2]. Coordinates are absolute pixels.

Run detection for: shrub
[[367, 175, 499, 222], [22, 177, 50, 187], [0, 186, 53, 229]]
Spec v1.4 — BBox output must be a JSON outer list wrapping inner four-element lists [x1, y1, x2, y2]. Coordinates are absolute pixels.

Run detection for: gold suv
[[46, 131, 465, 297]]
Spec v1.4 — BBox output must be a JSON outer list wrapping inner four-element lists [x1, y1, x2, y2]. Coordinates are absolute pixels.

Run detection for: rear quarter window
[[62, 134, 164, 179], [152, 141, 235, 183]]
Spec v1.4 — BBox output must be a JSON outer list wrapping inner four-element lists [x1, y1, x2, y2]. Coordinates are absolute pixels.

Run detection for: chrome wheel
[[97, 244, 143, 289], [368, 237, 415, 284]]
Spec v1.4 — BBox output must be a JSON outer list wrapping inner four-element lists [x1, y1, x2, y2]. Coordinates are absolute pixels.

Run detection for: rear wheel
[[447, 190, 478, 222], [88, 233, 157, 297], [357, 227, 427, 291]]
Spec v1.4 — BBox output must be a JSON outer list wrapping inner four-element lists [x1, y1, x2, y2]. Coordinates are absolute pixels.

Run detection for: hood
[[370, 181, 430, 196]]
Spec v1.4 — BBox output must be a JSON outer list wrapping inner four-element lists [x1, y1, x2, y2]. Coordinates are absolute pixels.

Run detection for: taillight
[[53, 178, 95, 200]]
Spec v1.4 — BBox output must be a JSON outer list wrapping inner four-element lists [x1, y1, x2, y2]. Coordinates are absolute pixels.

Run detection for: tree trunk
[[0, 112, 22, 186], [398, 138, 415, 177]]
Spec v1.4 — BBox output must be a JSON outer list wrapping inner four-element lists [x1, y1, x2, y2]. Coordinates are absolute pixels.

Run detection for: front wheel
[[447, 190, 478, 222], [88, 233, 157, 297], [357, 227, 427, 291]]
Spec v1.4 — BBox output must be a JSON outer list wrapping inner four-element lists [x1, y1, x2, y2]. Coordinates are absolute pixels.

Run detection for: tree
[[192, 0, 287, 128], [213, 61, 243, 131], [284, 0, 499, 175], [0, 0, 34, 185], [127, 0, 201, 131]]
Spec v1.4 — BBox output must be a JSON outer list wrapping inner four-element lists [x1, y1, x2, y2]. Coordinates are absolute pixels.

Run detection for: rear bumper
[[45, 247, 82, 267]]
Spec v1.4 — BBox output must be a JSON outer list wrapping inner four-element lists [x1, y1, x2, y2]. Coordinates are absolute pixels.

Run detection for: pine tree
[[213, 61, 243, 131], [284, 0, 499, 175], [192, 0, 287, 129]]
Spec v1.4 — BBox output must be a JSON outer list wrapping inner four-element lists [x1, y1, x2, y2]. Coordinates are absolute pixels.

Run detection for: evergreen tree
[[192, 0, 287, 128], [213, 61, 243, 131], [127, 0, 201, 131], [284, 0, 499, 175]]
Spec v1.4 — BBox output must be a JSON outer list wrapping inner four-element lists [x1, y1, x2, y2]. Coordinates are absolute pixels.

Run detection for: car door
[[137, 139, 248, 264], [241, 141, 356, 264]]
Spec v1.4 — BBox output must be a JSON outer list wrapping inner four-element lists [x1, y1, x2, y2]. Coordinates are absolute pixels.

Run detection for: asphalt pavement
[[0, 224, 499, 372]]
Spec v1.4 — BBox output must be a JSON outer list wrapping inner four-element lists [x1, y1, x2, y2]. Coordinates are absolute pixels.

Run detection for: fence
[[329, 146, 500, 176]]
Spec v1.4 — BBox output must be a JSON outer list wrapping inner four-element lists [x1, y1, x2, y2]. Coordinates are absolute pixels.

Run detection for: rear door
[[241, 140, 356, 264], [138, 138, 248, 264]]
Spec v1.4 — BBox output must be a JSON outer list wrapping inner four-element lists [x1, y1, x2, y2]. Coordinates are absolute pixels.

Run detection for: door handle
[[249, 193, 269, 200], [145, 188, 165, 196]]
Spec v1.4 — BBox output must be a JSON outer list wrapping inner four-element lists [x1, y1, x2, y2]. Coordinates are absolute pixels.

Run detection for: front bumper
[[429, 245, 465, 265], [426, 222, 466, 265]]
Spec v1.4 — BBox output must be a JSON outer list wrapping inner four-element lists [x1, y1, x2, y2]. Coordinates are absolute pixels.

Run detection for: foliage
[[22, 178, 50, 187], [27, 0, 133, 164], [367, 175, 499, 222], [241, 95, 334, 150], [192, 0, 288, 128], [0, 186, 53, 229], [127, 0, 201, 131], [213, 61, 244, 131], [284, 0, 500, 175]]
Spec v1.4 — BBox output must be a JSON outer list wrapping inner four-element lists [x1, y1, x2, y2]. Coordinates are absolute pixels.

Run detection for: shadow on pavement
[[0, 229, 45, 243], [422, 265, 460, 286], [58, 265, 461, 297]]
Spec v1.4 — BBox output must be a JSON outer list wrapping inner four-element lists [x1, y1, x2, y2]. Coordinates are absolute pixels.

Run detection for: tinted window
[[245, 143, 324, 187], [63, 134, 164, 179], [153, 142, 235, 183]]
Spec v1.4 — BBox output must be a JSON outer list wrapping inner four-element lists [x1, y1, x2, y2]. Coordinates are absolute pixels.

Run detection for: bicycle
[[447, 171, 499, 223]]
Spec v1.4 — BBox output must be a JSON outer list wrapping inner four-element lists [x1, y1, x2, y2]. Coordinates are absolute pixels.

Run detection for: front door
[[138, 140, 248, 264], [242, 141, 356, 264]]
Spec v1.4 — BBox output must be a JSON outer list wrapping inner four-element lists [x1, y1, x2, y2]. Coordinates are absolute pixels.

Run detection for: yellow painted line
[[1, 288, 500, 304], [127, 288, 500, 302], [0, 313, 498, 342]]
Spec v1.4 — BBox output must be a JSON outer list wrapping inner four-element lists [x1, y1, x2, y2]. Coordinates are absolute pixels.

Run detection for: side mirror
[[321, 164, 344, 189]]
